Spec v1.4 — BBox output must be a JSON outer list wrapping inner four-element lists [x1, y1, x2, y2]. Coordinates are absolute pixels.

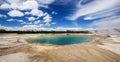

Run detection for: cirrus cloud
[[90, 16, 120, 29], [67, 0, 120, 20]]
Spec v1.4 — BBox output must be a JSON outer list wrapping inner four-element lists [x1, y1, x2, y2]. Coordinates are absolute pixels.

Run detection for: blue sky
[[0, 0, 120, 31]]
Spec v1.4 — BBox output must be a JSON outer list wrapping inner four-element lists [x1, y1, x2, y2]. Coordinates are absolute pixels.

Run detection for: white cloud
[[26, 22, 33, 25], [20, 0, 39, 10], [39, 5, 48, 8], [0, 3, 10, 9], [51, 22, 56, 24], [21, 25, 45, 30], [67, 0, 120, 20], [0, 0, 39, 10], [52, 11, 57, 15], [0, 25, 12, 30], [0, 0, 55, 10], [6, 19, 15, 22], [45, 23, 51, 26], [0, 0, 55, 31], [25, 10, 53, 24], [20, 24, 49, 30], [0, 25, 92, 31], [55, 27, 83, 31], [25, 9, 44, 17], [8, 10, 24, 17], [25, 9, 44, 19], [18, 20, 24, 23], [17, 20, 27, 25], [30, 9, 44, 17], [0, 25, 40, 31], [39, 24, 44, 27], [5, 0, 24, 4], [34, 20, 41, 24], [21, 22, 26, 24], [0, 14, 7, 18], [24, 12, 30, 15], [23, 25, 39, 29], [7, 19, 25, 23], [27, 17, 36, 21], [43, 14, 52, 23], [37, 0, 55, 5]]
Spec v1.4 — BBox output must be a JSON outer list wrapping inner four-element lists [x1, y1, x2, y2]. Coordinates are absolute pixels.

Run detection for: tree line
[[0, 29, 91, 34]]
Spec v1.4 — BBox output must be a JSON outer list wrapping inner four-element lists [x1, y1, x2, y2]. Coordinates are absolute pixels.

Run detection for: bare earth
[[0, 34, 120, 62]]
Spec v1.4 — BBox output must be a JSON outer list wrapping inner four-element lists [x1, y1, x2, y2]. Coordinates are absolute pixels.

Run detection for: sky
[[0, 0, 120, 31]]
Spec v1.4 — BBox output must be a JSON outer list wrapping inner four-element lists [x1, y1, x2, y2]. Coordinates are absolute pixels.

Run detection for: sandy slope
[[29, 43, 120, 62], [97, 36, 120, 55]]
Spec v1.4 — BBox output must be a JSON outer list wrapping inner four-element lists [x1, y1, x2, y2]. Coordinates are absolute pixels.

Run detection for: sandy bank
[[0, 34, 120, 62]]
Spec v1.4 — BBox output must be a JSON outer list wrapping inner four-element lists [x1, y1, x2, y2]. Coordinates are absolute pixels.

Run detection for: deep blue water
[[28, 36, 93, 45]]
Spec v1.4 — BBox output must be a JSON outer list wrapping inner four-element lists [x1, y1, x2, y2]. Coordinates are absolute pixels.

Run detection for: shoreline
[[0, 34, 120, 62]]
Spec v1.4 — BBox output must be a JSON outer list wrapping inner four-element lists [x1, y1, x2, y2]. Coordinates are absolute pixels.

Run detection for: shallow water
[[28, 36, 93, 45]]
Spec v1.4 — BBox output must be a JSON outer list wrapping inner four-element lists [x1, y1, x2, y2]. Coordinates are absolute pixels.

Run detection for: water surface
[[28, 35, 93, 45]]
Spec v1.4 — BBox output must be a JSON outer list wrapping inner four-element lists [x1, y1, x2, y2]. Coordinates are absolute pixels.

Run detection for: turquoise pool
[[28, 36, 93, 45]]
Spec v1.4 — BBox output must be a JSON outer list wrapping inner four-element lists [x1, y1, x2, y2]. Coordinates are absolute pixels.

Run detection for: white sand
[[0, 38, 26, 49], [112, 38, 120, 42], [97, 36, 120, 55], [0, 34, 120, 62], [98, 43, 120, 55], [0, 53, 30, 62]]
